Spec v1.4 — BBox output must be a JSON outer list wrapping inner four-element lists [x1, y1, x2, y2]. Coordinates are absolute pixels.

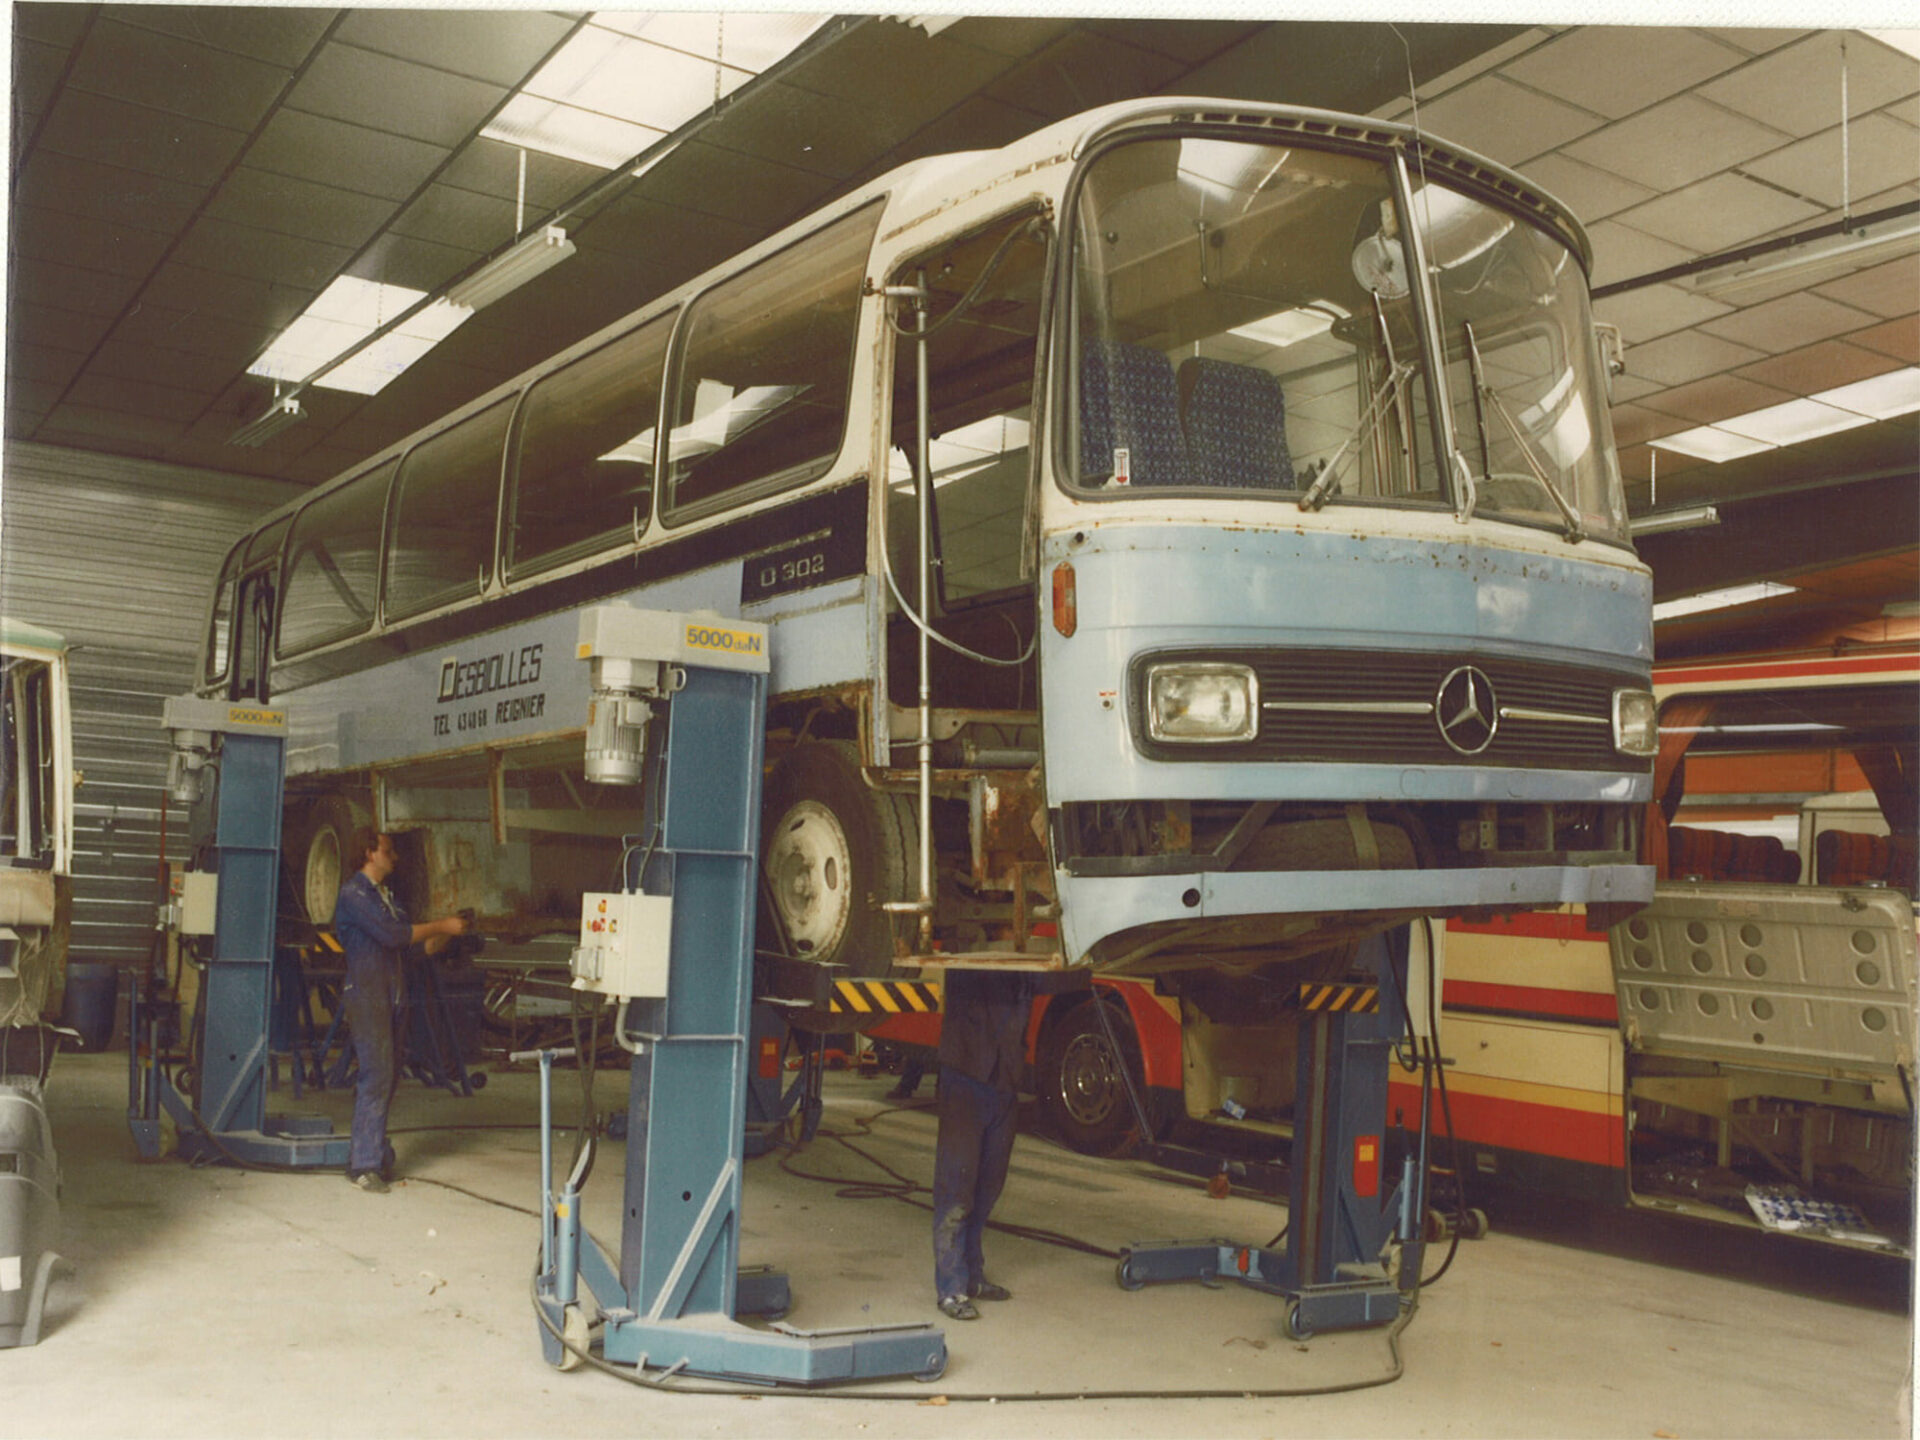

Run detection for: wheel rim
[[1056, 1030, 1122, 1127], [766, 800, 854, 957], [304, 827, 342, 925]]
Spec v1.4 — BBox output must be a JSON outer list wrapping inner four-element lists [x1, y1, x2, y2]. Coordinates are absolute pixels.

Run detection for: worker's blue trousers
[[344, 972, 404, 1177], [931, 1065, 1018, 1301]]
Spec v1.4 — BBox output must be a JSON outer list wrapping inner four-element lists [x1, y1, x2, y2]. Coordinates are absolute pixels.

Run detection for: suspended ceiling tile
[[71, 18, 293, 133], [41, 403, 189, 447], [108, 6, 338, 69], [1500, 26, 1745, 121], [246, 108, 450, 203], [1812, 256, 1920, 319], [1411, 74, 1603, 167], [14, 4, 92, 47], [1734, 337, 1905, 391], [142, 259, 315, 333], [1705, 28, 1813, 56], [350, 229, 481, 295], [1699, 290, 1882, 353], [114, 301, 273, 364], [207, 166, 398, 251], [1520, 152, 1660, 224], [90, 336, 266, 396], [1885, 95, 1920, 129], [1739, 115, 1920, 209], [12, 37, 71, 125], [13, 151, 206, 235], [985, 30, 1188, 121], [943, 17, 1079, 60], [66, 372, 217, 423], [437, 137, 608, 213], [1593, 283, 1735, 345], [7, 203, 173, 279], [864, 96, 1051, 176], [7, 301, 116, 357], [389, 183, 519, 256], [1562, 95, 1790, 192], [1624, 328, 1768, 387], [8, 343, 88, 389], [9, 254, 143, 318], [1607, 373, 1666, 403], [1612, 171, 1824, 255], [7, 382, 65, 425], [173, 214, 352, 290], [1700, 32, 1920, 138], [703, 82, 888, 179], [639, 143, 831, 230], [1585, 219, 1699, 289], [782, 21, 1007, 106], [334, 8, 575, 87], [573, 195, 758, 279], [1411, 27, 1556, 101], [1609, 402, 1696, 447], [286, 43, 507, 150], [36, 89, 248, 187], [1635, 372, 1795, 423], [1846, 313, 1920, 363]]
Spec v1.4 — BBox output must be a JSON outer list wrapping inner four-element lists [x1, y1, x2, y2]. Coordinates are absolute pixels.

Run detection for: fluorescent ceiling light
[[1231, 307, 1341, 349], [1648, 427, 1774, 463], [482, 13, 828, 170], [228, 393, 305, 448], [1868, 30, 1920, 62], [248, 277, 474, 396], [1652, 581, 1796, 622], [1713, 397, 1875, 448], [1686, 214, 1920, 304], [1629, 504, 1719, 537], [1814, 366, 1920, 421], [445, 225, 576, 311]]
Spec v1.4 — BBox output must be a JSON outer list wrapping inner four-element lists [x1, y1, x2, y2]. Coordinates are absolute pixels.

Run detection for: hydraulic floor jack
[[1114, 925, 1430, 1340], [531, 608, 945, 1385]]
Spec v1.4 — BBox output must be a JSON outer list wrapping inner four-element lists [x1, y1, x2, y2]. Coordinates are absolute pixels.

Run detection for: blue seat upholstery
[[1178, 357, 1295, 489], [1078, 339, 1192, 487]]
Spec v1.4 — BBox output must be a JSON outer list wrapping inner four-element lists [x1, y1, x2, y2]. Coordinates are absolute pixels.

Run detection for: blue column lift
[[531, 607, 945, 1386], [128, 698, 348, 1167]]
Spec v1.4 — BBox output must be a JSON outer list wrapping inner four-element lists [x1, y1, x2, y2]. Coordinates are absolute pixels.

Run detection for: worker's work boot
[[969, 1280, 1011, 1302], [937, 1295, 979, 1321], [350, 1171, 389, 1194]]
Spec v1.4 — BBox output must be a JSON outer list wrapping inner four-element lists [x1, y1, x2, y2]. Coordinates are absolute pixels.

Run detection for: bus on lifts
[[194, 98, 1653, 1028], [1, 620, 75, 1061]]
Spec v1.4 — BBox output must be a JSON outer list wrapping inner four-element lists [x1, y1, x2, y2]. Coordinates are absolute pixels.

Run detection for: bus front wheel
[[1039, 998, 1155, 1158], [288, 796, 369, 927]]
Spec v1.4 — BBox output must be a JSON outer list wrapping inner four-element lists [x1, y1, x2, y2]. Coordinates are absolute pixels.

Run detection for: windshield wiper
[[1297, 360, 1412, 512], [1462, 322, 1586, 544]]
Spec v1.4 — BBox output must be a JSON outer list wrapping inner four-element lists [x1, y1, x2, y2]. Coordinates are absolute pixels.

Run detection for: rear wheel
[[287, 795, 368, 928], [761, 741, 911, 1033], [1039, 998, 1155, 1157]]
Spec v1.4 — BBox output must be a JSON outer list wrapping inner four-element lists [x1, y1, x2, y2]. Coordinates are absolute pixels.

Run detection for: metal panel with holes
[[1612, 881, 1917, 1079]]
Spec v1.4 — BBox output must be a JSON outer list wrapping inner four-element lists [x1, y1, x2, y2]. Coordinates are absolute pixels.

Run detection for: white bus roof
[[0, 618, 69, 657]]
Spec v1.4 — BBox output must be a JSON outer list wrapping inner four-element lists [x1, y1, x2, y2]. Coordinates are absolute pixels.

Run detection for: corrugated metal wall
[[1, 442, 298, 967]]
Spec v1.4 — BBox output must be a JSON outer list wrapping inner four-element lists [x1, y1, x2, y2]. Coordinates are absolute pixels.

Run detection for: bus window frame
[[883, 203, 1052, 617], [381, 394, 517, 626], [203, 538, 246, 688], [1046, 123, 1464, 515], [504, 306, 678, 585], [275, 457, 401, 662], [658, 199, 885, 531]]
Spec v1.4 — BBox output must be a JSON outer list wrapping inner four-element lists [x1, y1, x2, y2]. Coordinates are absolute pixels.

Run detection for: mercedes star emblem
[[1435, 665, 1498, 755]]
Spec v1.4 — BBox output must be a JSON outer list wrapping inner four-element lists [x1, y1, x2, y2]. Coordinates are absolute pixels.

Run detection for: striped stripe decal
[[1299, 983, 1379, 1013], [829, 979, 942, 1015], [1444, 978, 1619, 1025]]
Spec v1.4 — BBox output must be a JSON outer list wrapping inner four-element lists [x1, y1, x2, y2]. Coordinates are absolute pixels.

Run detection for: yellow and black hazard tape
[[1298, 983, 1379, 1013], [829, 978, 942, 1015], [310, 929, 343, 954]]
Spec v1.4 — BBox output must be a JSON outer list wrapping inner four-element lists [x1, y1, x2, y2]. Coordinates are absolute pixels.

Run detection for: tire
[[286, 795, 368, 928], [1039, 998, 1153, 1157], [761, 742, 911, 1033]]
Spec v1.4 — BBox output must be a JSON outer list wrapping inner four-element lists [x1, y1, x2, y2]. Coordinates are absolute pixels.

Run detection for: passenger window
[[664, 203, 880, 521], [887, 211, 1047, 605], [204, 541, 244, 685], [231, 572, 274, 701], [386, 398, 514, 622], [2, 659, 53, 863], [246, 516, 291, 570], [279, 462, 396, 656], [509, 310, 673, 580]]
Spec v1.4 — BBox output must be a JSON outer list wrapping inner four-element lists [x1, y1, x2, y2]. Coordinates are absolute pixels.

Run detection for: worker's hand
[[441, 914, 469, 938]]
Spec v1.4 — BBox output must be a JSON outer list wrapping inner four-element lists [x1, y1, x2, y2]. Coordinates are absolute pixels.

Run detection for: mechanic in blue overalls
[[332, 828, 467, 1193]]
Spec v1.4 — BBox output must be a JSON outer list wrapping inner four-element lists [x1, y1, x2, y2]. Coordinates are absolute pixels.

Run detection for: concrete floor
[[7, 1050, 1913, 1439]]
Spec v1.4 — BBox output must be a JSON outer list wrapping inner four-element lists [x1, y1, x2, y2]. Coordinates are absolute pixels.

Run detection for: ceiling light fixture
[[1629, 505, 1720, 537], [1686, 213, 1920, 304], [1648, 365, 1920, 465], [445, 225, 577, 311], [228, 391, 305, 448], [1652, 581, 1797, 622]]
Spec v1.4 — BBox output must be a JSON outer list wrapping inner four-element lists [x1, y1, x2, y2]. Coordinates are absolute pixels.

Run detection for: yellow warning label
[[683, 623, 764, 657], [829, 979, 942, 1015], [227, 706, 284, 727]]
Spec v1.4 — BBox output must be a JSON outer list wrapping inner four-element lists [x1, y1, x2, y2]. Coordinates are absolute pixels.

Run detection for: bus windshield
[[1065, 133, 1628, 543]]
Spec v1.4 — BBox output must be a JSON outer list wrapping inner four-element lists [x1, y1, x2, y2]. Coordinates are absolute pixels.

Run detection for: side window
[[509, 310, 673, 580], [280, 462, 396, 657], [204, 541, 244, 686], [231, 572, 275, 701], [386, 398, 514, 622], [887, 211, 1047, 605], [1, 659, 53, 863], [663, 203, 880, 522]]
